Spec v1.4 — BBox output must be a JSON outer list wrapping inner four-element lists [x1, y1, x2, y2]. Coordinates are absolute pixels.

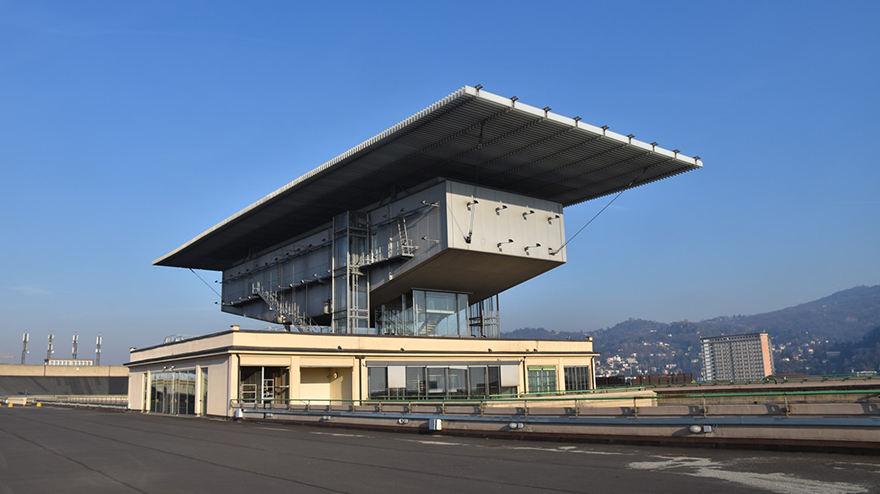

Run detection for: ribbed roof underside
[[156, 86, 702, 270]]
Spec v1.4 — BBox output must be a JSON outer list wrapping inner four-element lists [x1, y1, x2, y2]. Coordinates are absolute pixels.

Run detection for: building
[[127, 86, 701, 417], [700, 332, 775, 382]]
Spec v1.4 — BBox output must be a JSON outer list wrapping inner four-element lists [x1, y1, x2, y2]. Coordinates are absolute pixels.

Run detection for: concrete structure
[[130, 86, 701, 417], [0, 363, 128, 397], [127, 327, 596, 417], [700, 332, 775, 382]]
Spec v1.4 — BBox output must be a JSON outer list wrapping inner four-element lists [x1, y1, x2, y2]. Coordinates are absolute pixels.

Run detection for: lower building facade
[[126, 326, 597, 418], [700, 332, 775, 382]]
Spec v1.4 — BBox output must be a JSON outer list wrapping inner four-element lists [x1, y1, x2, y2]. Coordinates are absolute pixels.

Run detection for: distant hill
[[796, 325, 880, 375], [503, 285, 880, 376], [699, 285, 880, 342]]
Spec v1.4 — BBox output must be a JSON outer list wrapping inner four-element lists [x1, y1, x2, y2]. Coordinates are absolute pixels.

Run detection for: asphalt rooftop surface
[[0, 406, 878, 494]]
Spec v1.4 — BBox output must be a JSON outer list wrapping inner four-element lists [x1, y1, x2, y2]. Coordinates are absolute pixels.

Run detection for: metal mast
[[72, 333, 78, 359], [21, 332, 29, 365], [95, 334, 102, 366], [46, 332, 54, 362]]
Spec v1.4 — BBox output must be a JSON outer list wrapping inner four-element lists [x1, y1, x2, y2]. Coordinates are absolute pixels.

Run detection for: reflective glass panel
[[427, 368, 446, 397], [468, 367, 487, 398], [368, 367, 387, 399], [564, 366, 591, 392], [528, 367, 557, 395], [448, 368, 467, 397], [200, 368, 208, 416], [406, 367, 425, 398]]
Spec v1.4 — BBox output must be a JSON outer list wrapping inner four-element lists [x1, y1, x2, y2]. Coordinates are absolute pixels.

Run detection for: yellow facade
[[127, 327, 596, 418]]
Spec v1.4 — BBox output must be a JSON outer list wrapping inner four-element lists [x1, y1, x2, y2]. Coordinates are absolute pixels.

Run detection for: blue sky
[[2, 1, 878, 365]]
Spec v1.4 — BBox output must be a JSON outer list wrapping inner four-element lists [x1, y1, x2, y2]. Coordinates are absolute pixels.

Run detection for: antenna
[[46, 332, 54, 362], [72, 332, 78, 359], [21, 331, 29, 365], [95, 334, 102, 366]]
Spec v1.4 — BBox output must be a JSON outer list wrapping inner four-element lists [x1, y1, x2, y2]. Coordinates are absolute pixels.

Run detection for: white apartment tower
[[700, 332, 775, 382]]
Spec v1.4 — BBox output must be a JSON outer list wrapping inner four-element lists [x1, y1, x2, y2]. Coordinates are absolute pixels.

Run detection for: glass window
[[448, 368, 468, 398], [425, 292, 458, 336], [352, 275, 367, 311], [368, 367, 387, 399], [350, 235, 366, 266], [457, 294, 468, 337], [406, 367, 425, 398], [334, 236, 348, 267], [334, 279, 348, 312], [564, 366, 591, 393], [427, 368, 446, 397], [149, 370, 197, 415], [469, 366, 487, 398], [413, 290, 426, 335], [365, 365, 522, 401], [150, 374, 159, 412], [239, 366, 289, 404], [377, 290, 476, 337], [200, 368, 208, 416], [528, 367, 557, 395], [488, 366, 501, 396], [427, 292, 456, 312]]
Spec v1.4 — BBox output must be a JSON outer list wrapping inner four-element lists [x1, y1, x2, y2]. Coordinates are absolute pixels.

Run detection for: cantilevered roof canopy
[[156, 86, 702, 271]]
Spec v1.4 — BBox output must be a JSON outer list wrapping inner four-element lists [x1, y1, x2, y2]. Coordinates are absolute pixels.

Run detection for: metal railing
[[231, 388, 880, 419], [28, 395, 128, 408], [596, 373, 878, 390]]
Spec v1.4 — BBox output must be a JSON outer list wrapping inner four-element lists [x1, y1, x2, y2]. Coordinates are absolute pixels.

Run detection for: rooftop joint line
[[549, 158, 685, 204], [481, 133, 606, 183], [543, 149, 659, 193], [381, 108, 541, 187], [446, 126, 579, 183], [511, 142, 634, 191]]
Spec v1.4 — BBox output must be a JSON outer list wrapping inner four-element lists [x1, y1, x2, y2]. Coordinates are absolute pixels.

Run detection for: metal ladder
[[240, 383, 257, 403], [398, 217, 415, 257]]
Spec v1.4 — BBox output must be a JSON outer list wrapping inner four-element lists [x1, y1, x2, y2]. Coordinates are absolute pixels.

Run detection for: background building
[[129, 86, 700, 416], [700, 332, 775, 381]]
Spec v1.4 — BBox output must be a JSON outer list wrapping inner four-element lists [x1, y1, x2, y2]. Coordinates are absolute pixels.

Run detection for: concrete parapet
[[240, 399, 880, 453], [0, 364, 128, 377]]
